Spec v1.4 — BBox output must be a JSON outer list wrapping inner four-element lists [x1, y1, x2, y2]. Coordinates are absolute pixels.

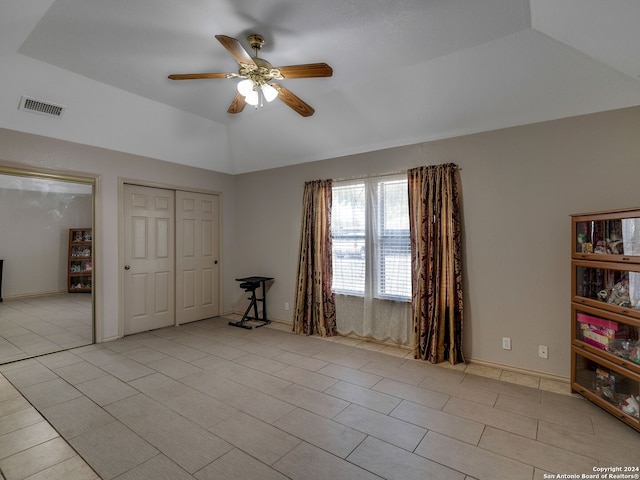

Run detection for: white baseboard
[[100, 335, 121, 344], [466, 356, 570, 383], [2, 290, 67, 301]]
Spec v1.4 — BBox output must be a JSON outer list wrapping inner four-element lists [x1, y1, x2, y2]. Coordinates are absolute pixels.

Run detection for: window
[[332, 175, 411, 300]]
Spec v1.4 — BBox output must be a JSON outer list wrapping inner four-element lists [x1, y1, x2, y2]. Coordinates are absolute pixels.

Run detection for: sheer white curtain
[[333, 175, 412, 345], [335, 295, 411, 344]]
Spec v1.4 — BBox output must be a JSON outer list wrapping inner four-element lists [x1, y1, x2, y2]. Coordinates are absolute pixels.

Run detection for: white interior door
[[176, 191, 220, 324], [123, 184, 175, 335]]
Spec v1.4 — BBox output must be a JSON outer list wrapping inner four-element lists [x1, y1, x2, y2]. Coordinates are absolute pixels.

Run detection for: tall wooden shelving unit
[[68, 228, 92, 293], [571, 208, 640, 432]]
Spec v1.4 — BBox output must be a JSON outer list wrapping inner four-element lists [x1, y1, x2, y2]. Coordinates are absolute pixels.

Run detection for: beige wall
[[3, 106, 640, 378], [0, 128, 236, 341], [234, 106, 640, 378]]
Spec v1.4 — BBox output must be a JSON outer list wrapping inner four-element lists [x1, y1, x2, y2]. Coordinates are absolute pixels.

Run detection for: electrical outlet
[[502, 337, 511, 350], [538, 345, 548, 359], [284, 302, 289, 311]]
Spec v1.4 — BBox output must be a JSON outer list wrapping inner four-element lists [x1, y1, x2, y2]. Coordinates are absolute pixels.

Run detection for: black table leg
[[229, 276, 273, 329]]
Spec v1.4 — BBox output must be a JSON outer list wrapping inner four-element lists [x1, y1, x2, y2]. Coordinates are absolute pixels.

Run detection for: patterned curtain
[[408, 164, 464, 364], [293, 179, 337, 337]]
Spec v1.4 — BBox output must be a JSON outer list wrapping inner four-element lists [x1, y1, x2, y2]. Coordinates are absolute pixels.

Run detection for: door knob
[[124, 265, 130, 270]]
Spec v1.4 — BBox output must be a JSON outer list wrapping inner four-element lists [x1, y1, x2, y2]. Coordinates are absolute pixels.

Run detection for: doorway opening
[[0, 166, 96, 364]]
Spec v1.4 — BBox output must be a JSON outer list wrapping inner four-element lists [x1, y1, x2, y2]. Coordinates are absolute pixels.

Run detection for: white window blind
[[332, 182, 366, 295], [332, 175, 411, 300], [376, 178, 411, 299]]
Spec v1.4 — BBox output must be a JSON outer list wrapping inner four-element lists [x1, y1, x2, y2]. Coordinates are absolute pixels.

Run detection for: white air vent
[[18, 95, 66, 118]]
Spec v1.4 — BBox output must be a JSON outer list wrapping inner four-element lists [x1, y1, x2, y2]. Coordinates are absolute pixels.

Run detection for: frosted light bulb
[[262, 83, 278, 102], [245, 90, 259, 106], [237, 79, 254, 97]]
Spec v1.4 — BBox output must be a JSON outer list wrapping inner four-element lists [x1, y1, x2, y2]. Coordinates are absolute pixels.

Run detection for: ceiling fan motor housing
[[247, 34, 265, 51], [239, 57, 283, 83]]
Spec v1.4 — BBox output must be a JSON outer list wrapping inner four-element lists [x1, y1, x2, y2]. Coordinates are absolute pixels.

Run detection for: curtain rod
[[333, 164, 461, 183], [333, 170, 405, 182]]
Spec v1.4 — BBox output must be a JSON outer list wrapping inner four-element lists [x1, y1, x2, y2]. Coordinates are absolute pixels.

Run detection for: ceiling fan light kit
[[236, 74, 278, 107], [168, 33, 332, 117]]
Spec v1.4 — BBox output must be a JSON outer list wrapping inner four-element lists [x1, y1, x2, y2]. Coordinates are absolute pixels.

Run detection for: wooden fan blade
[[227, 92, 246, 114], [278, 63, 333, 79], [215, 35, 256, 66], [273, 84, 315, 117], [168, 73, 230, 80]]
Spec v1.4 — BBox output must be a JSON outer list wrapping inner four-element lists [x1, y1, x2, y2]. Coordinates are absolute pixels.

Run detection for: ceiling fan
[[168, 34, 333, 117]]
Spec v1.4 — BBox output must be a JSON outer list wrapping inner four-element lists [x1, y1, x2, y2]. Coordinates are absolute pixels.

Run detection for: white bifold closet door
[[123, 184, 175, 335], [175, 190, 219, 325], [123, 185, 219, 335]]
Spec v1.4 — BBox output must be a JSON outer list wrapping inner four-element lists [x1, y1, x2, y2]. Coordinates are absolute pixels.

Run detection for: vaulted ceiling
[[2, 0, 640, 174]]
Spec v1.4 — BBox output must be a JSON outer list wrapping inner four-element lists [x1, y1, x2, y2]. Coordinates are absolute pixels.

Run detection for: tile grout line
[[1, 316, 635, 480], [0, 371, 101, 480]]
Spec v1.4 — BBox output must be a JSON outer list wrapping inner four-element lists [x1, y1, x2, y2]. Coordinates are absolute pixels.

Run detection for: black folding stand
[[228, 276, 273, 329]]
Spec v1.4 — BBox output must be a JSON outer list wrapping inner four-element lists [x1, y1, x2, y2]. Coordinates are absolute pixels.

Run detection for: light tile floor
[[0, 294, 92, 364], [0, 316, 638, 480]]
